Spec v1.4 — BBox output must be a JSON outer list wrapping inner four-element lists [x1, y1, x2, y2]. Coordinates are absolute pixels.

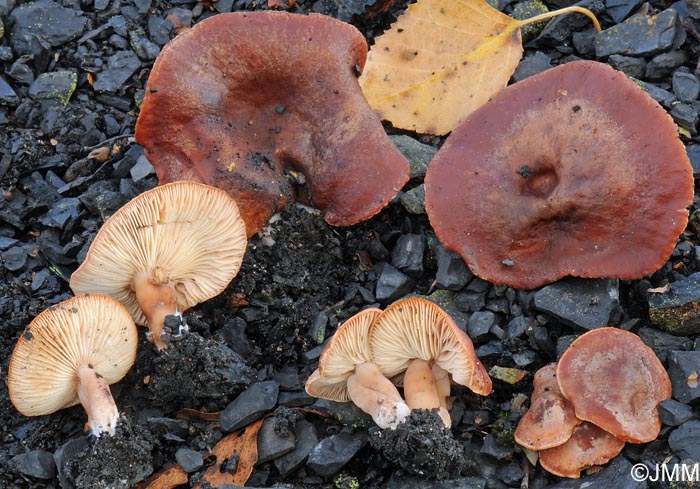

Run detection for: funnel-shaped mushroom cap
[[70, 181, 247, 327], [557, 327, 671, 443], [539, 422, 625, 479], [369, 297, 492, 396], [135, 11, 410, 237], [8, 295, 137, 416], [305, 308, 381, 401], [425, 60, 694, 290], [515, 363, 581, 450]]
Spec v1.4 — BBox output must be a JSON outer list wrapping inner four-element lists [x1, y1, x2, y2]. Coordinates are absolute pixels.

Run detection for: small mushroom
[[556, 327, 672, 443], [7, 295, 138, 437], [425, 60, 694, 289], [70, 181, 247, 350], [538, 422, 625, 479], [369, 297, 492, 427], [305, 308, 410, 429], [135, 11, 410, 237], [515, 363, 581, 450]]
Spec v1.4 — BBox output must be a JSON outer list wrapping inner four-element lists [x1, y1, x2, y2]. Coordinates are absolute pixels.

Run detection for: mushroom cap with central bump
[[135, 11, 410, 237], [425, 60, 694, 290], [369, 297, 492, 396], [8, 294, 137, 418], [69, 181, 247, 328], [556, 327, 672, 444], [515, 363, 581, 451]]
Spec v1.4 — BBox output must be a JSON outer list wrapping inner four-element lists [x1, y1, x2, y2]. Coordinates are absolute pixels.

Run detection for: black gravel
[[1, 0, 700, 487]]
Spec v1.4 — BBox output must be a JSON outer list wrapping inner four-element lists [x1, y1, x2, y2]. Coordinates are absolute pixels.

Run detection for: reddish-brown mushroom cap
[[135, 11, 410, 237], [557, 327, 672, 443], [515, 363, 581, 450], [539, 422, 625, 479], [425, 60, 693, 290]]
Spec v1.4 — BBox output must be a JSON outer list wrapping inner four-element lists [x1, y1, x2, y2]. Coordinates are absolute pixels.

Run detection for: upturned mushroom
[[7, 295, 138, 437], [514, 363, 581, 451], [369, 297, 492, 428], [135, 11, 410, 238], [556, 327, 672, 443], [70, 181, 247, 350], [425, 60, 694, 289], [305, 308, 410, 429]]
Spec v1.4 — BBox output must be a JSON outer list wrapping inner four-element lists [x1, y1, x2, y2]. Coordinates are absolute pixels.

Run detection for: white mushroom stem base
[[346, 362, 410, 429], [404, 359, 452, 428], [133, 270, 178, 350], [77, 364, 120, 437]]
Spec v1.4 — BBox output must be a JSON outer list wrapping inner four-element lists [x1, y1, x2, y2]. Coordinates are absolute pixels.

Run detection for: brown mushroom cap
[[369, 297, 492, 396], [8, 295, 137, 417], [557, 327, 672, 443], [515, 363, 581, 450], [70, 181, 247, 328], [425, 60, 693, 290], [305, 308, 381, 402], [135, 11, 410, 237], [539, 422, 625, 479]]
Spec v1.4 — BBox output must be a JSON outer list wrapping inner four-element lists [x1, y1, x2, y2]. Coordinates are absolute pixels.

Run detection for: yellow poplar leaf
[[359, 0, 523, 136]]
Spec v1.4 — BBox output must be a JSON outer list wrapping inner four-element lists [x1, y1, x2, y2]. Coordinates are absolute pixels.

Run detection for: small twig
[[82, 133, 134, 151]]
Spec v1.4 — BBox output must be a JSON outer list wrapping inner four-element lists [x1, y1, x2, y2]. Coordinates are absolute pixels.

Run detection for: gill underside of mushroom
[[404, 358, 452, 428], [346, 362, 410, 429], [77, 364, 120, 437], [132, 270, 180, 350]]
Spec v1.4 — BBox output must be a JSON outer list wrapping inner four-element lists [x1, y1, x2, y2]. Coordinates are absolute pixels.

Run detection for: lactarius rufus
[[8, 295, 138, 437], [425, 60, 694, 289], [70, 181, 247, 350], [135, 11, 410, 237], [305, 308, 410, 429], [369, 297, 492, 427]]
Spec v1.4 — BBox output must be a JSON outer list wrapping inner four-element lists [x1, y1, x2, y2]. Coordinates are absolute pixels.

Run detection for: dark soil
[[1, 0, 699, 487]]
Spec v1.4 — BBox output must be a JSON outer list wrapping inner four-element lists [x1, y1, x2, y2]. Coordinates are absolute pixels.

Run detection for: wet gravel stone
[[607, 54, 646, 78], [639, 80, 677, 108], [533, 278, 619, 330], [376, 263, 415, 302], [605, 0, 642, 23], [646, 51, 689, 79], [594, 8, 685, 58], [392, 233, 425, 278], [400, 184, 426, 215], [673, 70, 700, 102], [28, 71, 77, 105], [467, 310, 496, 341], [548, 456, 645, 488], [668, 420, 700, 461], [0, 76, 19, 105], [10, 449, 56, 479], [385, 474, 487, 489], [307, 432, 367, 477], [479, 433, 515, 460], [434, 243, 472, 291], [220, 380, 280, 433], [668, 350, 700, 403], [273, 419, 318, 478], [370, 410, 464, 480], [649, 273, 700, 334], [637, 326, 692, 363], [257, 416, 296, 464], [175, 447, 203, 473], [670, 102, 699, 134], [512, 52, 552, 82], [311, 398, 373, 428], [389, 135, 436, 179], [9, 0, 86, 56], [658, 399, 696, 427], [93, 51, 142, 93]]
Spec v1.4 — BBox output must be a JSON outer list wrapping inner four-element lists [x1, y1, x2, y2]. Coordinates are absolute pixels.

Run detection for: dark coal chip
[[219, 380, 279, 432], [307, 432, 367, 478], [10, 450, 56, 480], [175, 448, 203, 473]]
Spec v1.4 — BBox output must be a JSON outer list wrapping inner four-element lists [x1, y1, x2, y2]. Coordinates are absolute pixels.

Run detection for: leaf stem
[[517, 6, 602, 33]]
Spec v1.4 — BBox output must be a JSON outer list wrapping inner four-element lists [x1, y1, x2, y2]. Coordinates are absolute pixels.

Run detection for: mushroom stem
[[404, 359, 452, 428], [346, 362, 410, 429], [133, 270, 178, 350], [432, 363, 452, 410], [77, 364, 120, 437]]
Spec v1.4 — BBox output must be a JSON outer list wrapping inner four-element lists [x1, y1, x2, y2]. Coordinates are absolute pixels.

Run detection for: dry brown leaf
[[175, 408, 220, 422], [359, 0, 600, 135], [195, 418, 265, 488], [139, 464, 188, 489], [359, 0, 523, 135]]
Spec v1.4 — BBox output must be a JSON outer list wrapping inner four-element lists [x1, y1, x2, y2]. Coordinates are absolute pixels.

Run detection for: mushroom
[[425, 60, 694, 290], [538, 422, 626, 479], [70, 181, 247, 350], [7, 295, 138, 437], [369, 297, 492, 428], [514, 363, 581, 451], [556, 327, 672, 443], [135, 11, 410, 238], [305, 308, 410, 429]]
